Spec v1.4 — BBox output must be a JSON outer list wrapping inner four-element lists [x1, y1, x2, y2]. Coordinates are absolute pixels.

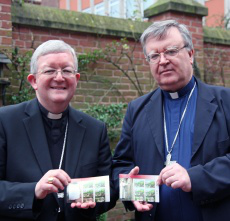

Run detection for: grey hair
[[140, 20, 194, 57], [30, 40, 78, 74]]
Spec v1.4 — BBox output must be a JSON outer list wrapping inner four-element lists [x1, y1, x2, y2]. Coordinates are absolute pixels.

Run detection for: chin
[[160, 82, 180, 92], [51, 96, 68, 103]]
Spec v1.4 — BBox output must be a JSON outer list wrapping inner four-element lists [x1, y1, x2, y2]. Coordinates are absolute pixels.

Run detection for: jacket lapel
[[23, 99, 53, 175], [145, 89, 165, 162], [144, 79, 217, 164], [64, 108, 86, 178], [192, 79, 217, 159]]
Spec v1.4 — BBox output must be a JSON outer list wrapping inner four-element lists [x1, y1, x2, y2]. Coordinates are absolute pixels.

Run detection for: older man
[[0, 40, 115, 221], [112, 20, 230, 221]]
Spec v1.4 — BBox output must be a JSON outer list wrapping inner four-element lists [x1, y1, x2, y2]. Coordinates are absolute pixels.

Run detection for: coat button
[[13, 204, 16, 209], [8, 204, 12, 209], [17, 204, 20, 209], [20, 203, 24, 209]]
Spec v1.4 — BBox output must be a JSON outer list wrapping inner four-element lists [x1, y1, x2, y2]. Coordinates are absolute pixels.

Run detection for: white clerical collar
[[162, 77, 196, 100], [169, 92, 179, 99], [47, 112, 63, 119]]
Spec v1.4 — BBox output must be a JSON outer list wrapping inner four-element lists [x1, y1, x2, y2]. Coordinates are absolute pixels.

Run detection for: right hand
[[70, 201, 96, 209], [130, 166, 153, 212], [35, 169, 71, 199]]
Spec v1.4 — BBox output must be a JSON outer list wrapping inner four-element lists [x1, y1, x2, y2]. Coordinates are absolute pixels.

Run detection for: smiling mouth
[[51, 87, 66, 90]]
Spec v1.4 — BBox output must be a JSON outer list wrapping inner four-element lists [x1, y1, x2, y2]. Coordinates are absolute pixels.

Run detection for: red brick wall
[[0, 0, 12, 50], [11, 11, 230, 111], [205, 0, 225, 27], [204, 43, 230, 86], [82, 0, 90, 10]]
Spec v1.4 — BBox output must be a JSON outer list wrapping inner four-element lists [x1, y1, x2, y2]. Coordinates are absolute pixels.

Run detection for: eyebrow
[[166, 45, 180, 49], [41, 64, 75, 69], [148, 45, 181, 54]]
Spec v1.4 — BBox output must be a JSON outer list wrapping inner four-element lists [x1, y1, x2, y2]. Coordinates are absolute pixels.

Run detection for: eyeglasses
[[146, 45, 188, 64], [38, 68, 77, 77]]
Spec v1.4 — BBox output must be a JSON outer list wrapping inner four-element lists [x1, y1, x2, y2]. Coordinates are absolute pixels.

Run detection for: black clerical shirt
[[38, 101, 69, 219], [38, 102, 68, 170]]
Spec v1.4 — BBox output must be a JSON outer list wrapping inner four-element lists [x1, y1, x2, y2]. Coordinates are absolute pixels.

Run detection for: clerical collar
[[38, 101, 69, 120], [162, 76, 195, 99], [47, 112, 62, 120]]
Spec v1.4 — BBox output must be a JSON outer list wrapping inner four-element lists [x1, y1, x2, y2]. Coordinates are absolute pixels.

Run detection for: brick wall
[[0, 0, 12, 50], [0, 0, 11, 106], [204, 43, 230, 86]]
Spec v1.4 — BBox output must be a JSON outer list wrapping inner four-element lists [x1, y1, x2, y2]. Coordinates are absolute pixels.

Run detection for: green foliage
[[96, 212, 107, 221], [78, 50, 104, 71], [12, 0, 25, 6], [11, 87, 34, 104], [85, 103, 127, 142], [7, 47, 34, 104]]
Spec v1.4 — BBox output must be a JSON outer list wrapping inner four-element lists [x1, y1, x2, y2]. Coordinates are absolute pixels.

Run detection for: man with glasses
[[0, 40, 116, 220], [112, 20, 230, 221]]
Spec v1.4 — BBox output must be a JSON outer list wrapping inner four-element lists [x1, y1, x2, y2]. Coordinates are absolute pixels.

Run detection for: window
[[225, 0, 230, 29], [82, 7, 91, 14], [109, 0, 120, 18], [95, 2, 105, 16], [126, 0, 135, 18], [125, 0, 157, 20], [193, 0, 205, 5]]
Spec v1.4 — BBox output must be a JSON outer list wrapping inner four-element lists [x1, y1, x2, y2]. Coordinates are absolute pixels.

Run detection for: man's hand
[[35, 169, 71, 199], [70, 201, 96, 209], [157, 163, 191, 192], [132, 201, 153, 212], [130, 166, 153, 212]]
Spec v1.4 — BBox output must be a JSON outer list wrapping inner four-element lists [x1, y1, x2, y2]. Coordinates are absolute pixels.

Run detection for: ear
[[27, 74, 38, 90], [188, 49, 194, 65], [75, 73, 80, 82]]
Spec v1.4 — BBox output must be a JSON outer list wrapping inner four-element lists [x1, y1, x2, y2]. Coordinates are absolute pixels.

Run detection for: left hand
[[71, 201, 96, 209], [130, 166, 153, 212], [132, 200, 153, 212], [157, 163, 192, 192]]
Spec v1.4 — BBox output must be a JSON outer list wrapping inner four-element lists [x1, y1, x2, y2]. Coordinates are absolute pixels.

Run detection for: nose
[[54, 70, 65, 81], [159, 53, 169, 65]]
